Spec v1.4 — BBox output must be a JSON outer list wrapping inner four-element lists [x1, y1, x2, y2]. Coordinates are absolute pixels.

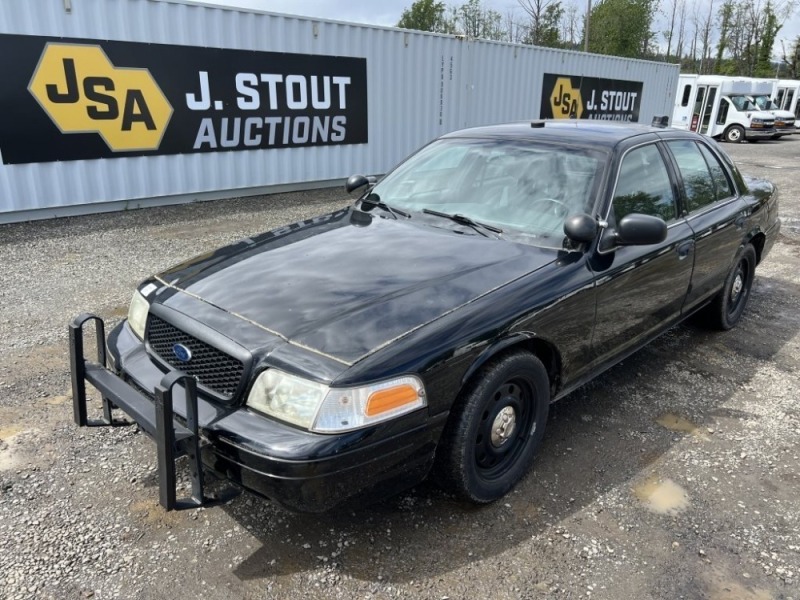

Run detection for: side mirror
[[345, 174, 370, 195], [564, 213, 598, 244], [615, 213, 667, 246]]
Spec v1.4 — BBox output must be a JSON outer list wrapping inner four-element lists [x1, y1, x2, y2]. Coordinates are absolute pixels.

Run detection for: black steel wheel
[[704, 244, 757, 330], [435, 351, 550, 503]]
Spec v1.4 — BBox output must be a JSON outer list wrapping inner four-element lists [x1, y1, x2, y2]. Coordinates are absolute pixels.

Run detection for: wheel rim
[[727, 259, 749, 316], [474, 377, 537, 480], [729, 128, 741, 141]]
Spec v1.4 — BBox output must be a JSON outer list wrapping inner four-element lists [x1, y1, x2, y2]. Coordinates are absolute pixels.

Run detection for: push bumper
[[70, 315, 442, 513]]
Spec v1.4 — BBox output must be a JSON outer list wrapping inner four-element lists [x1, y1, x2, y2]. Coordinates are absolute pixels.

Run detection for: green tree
[[755, 1, 781, 75], [715, 0, 735, 73], [782, 36, 800, 78], [397, 0, 451, 32], [457, 0, 506, 40], [586, 0, 656, 58], [518, 0, 564, 47]]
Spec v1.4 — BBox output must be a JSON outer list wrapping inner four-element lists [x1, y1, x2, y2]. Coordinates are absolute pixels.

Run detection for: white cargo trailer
[[0, 0, 678, 223], [672, 74, 775, 142]]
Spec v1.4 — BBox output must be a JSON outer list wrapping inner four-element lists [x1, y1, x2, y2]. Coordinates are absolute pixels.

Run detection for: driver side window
[[612, 144, 676, 224]]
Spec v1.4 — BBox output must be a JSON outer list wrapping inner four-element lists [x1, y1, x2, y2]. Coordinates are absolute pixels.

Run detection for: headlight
[[247, 369, 328, 429], [246, 369, 426, 433], [127, 290, 150, 340]]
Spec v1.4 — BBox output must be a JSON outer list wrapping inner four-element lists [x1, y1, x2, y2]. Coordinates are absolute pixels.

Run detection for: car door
[[589, 141, 695, 367], [662, 139, 747, 313]]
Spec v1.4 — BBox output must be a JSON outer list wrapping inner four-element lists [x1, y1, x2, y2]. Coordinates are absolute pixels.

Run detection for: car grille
[[146, 315, 244, 399]]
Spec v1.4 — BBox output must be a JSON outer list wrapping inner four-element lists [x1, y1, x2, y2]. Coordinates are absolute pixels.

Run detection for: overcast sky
[[191, 0, 799, 61]]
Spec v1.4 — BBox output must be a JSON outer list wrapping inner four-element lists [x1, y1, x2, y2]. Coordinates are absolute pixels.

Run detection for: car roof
[[440, 120, 691, 149]]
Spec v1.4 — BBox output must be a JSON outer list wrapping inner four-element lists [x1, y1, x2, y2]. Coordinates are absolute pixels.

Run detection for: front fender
[[459, 332, 561, 393]]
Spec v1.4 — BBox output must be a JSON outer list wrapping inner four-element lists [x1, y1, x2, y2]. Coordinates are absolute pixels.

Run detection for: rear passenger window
[[666, 140, 716, 212], [697, 143, 735, 199], [612, 144, 676, 223], [681, 84, 691, 107]]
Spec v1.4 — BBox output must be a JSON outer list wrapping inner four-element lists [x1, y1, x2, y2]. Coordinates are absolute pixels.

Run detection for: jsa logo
[[549, 77, 584, 119], [28, 43, 172, 152]]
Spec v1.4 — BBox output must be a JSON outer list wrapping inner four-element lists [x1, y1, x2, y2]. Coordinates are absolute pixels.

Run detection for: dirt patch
[[129, 498, 187, 529]]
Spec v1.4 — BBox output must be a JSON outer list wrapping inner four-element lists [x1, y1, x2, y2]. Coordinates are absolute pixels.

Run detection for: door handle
[[676, 240, 694, 259]]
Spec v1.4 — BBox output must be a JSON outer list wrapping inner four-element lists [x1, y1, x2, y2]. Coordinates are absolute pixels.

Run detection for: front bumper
[[745, 127, 777, 139], [70, 315, 443, 513], [773, 124, 796, 135]]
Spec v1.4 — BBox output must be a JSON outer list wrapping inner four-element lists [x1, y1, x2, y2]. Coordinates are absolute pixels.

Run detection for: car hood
[[156, 209, 556, 365], [770, 109, 796, 120]]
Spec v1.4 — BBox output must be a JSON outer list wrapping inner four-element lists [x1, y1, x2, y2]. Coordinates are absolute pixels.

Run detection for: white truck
[[772, 79, 800, 121], [749, 79, 797, 137], [673, 74, 776, 142]]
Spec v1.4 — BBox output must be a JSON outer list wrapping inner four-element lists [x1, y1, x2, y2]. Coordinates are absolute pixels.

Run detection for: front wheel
[[704, 244, 757, 330], [724, 125, 745, 143], [435, 351, 550, 503]]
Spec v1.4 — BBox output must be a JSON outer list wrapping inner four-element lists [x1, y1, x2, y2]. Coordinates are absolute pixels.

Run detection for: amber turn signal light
[[365, 384, 420, 417]]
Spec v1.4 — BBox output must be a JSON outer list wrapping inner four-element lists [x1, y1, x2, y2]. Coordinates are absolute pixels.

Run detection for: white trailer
[[0, 0, 679, 223], [773, 79, 800, 119], [748, 79, 797, 136], [673, 74, 775, 142]]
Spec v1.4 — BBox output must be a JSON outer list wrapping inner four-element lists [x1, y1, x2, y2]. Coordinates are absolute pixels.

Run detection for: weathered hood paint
[[156, 209, 557, 365]]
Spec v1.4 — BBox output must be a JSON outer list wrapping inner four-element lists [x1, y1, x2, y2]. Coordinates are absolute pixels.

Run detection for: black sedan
[[69, 121, 780, 513]]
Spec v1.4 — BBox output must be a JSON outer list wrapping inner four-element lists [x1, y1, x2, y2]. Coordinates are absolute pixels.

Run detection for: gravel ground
[[1, 138, 799, 600]]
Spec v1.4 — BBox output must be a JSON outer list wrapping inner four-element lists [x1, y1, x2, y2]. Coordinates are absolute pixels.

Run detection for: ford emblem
[[172, 343, 192, 362]]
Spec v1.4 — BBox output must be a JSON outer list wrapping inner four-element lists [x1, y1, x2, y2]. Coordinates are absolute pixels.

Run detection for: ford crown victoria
[[69, 121, 780, 512]]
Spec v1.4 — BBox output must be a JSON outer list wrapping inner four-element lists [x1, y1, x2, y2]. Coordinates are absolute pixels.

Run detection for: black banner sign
[[0, 34, 368, 164], [540, 73, 643, 122]]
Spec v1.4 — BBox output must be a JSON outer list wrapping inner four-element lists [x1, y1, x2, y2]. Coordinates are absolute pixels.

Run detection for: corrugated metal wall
[[0, 0, 679, 222]]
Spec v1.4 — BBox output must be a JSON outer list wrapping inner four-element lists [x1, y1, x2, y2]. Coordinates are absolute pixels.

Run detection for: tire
[[435, 350, 550, 503], [704, 244, 757, 330], [724, 125, 745, 143]]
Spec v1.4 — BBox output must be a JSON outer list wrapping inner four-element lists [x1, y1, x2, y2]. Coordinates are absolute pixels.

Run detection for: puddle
[[633, 476, 690, 515], [656, 413, 709, 439]]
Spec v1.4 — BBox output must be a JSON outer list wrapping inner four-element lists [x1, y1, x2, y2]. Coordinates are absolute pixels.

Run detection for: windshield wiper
[[422, 208, 503, 238], [359, 194, 410, 219]]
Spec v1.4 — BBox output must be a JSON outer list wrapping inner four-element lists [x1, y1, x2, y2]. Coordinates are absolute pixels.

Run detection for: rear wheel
[[435, 351, 550, 503], [704, 244, 757, 330], [724, 125, 745, 143]]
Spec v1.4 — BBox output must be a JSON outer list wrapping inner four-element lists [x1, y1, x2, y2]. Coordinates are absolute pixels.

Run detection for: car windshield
[[753, 95, 778, 110], [370, 138, 607, 247], [729, 95, 757, 111]]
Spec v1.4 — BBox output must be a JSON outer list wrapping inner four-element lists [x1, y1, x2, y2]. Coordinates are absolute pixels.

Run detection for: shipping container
[[0, 0, 679, 223]]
